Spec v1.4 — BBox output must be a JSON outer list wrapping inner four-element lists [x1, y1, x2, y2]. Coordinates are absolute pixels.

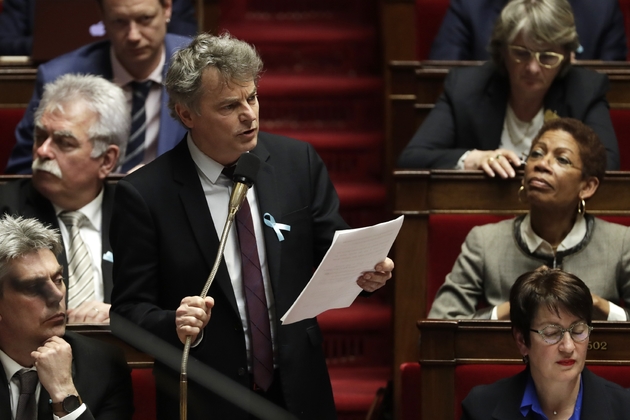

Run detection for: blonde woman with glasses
[[398, 0, 620, 176]]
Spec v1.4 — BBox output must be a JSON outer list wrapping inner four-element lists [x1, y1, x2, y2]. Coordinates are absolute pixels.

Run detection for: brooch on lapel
[[263, 213, 291, 242], [544, 109, 559, 122]]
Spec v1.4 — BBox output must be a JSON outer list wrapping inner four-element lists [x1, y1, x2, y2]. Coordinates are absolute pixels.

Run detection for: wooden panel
[[68, 324, 154, 368], [0, 68, 36, 108]]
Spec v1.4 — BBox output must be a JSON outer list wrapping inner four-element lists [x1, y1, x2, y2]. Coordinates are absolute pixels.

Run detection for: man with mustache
[[0, 214, 133, 419], [0, 74, 129, 324], [5, 0, 190, 174]]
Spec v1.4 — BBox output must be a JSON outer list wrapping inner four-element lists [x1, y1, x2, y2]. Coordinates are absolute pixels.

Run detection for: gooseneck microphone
[[180, 152, 261, 420]]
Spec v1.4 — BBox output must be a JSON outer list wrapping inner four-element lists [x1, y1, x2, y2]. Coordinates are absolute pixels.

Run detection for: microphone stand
[[180, 181, 250, 420]]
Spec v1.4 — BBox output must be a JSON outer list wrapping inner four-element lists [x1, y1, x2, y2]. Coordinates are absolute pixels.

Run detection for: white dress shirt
[[53, 189, 105, 303], [187, 135, 278, 369]]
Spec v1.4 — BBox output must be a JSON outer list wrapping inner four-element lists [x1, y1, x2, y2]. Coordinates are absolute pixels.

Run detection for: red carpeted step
[[224, 22, 377, 74], [320, 300, 392, 366], [266, 130, 383, 182], [318, 300, 391, 333], [257, 74, 383, 131], [334, 181, 388, 228], [329, 366, 391, 420], [259, 74, 382, 96], [221, 0, 376, 24]]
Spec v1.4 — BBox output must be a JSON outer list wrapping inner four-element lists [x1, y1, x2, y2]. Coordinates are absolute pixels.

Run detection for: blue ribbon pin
[[263, 213, 291, 242]]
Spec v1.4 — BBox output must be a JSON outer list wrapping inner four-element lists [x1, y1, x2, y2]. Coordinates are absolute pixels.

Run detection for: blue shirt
[[520, 372, 584, 419]]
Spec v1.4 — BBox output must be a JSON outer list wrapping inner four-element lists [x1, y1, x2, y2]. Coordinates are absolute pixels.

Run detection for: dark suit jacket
[[461, 367, 630, 419], [397, 62, 620, 170], [4, 33, 190, 174], [110, 133, 346, 420], [0, 0, 196, 56], [429, 0, 627, 61], [0, 179, 116, 302], [0, 331, 133, 420]]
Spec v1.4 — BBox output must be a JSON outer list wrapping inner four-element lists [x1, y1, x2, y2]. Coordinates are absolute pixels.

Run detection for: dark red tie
[[235, 197, 274, 391]]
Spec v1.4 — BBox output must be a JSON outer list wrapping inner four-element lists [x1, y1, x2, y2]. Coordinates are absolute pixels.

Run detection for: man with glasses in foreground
[[461, 266, 630, 419], [397, 0, 620, 175]]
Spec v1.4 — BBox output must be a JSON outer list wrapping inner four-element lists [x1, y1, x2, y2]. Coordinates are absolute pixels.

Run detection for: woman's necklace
[[505, 106, 535, 146]]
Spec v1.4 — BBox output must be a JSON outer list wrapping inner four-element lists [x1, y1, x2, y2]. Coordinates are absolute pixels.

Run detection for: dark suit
[[429, 0, 627, 61], [0, 0, 196, 56], [0, 331, 133, 420], [110, 133, 346, 419], [4, 33, 190, 174], [461, 367, 630, 419], [0, 179, 116, 302], [397, 62, 620, 170]]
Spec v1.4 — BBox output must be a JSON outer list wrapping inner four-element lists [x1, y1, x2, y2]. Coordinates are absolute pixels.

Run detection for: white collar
[[187, 134, 225, 184], [521, 213, 587, 255], [110, 45, 165, 86], [53, 188, 104, 231], [0, 348, 35, 386]]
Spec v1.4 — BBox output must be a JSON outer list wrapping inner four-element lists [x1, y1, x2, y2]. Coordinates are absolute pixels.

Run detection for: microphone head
[[233, 153, 260, 188]]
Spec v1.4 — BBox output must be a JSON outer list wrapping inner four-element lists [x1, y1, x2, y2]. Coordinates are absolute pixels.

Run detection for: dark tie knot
[[15, 369, 38, 395], [59, 211, 88, 229], [222, 165, 236, 179], [130, 80, 153, 99]]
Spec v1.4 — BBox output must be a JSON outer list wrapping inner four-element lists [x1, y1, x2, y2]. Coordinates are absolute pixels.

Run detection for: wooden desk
[[417, 320, 630, 420], [391, 170, 630, 418], [68, 324, 154, 368], [0, 67, 36, 108]]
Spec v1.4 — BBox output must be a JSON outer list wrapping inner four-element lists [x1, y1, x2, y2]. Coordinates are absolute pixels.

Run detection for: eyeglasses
[[530, 322, 593, 344], [507, 45, 565, 69], [526, 149, 582, 171]]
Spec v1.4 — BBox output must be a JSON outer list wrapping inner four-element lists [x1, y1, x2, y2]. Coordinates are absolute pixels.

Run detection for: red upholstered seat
[[610, 109, 630, 171], [0, 108, 24, 173], [415, 0, 451, 59], [426, 214, 512, 315], [400, 362, 421, 420], [131, 369, 156, 420]]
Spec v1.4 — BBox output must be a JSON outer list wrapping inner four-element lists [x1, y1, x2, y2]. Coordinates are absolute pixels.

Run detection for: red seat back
[[610, 109, 630, 171], [400, 362, 421, 420], [0, 108, 24, 173], [618, 0, 630, 60], [415, 0, 450, 59], [426, 214, 512, 315], [131, 369, 156, 420]]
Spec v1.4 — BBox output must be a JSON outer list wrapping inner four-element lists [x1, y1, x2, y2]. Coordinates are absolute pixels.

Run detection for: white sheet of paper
[[280, 215, 404, 324]]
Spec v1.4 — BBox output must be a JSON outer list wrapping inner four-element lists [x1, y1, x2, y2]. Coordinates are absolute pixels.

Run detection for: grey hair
[[165, 32, 263, 124], [0, 215, 63, 289], [34, 73, 130, 162], [489, 0, 580, 76]]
